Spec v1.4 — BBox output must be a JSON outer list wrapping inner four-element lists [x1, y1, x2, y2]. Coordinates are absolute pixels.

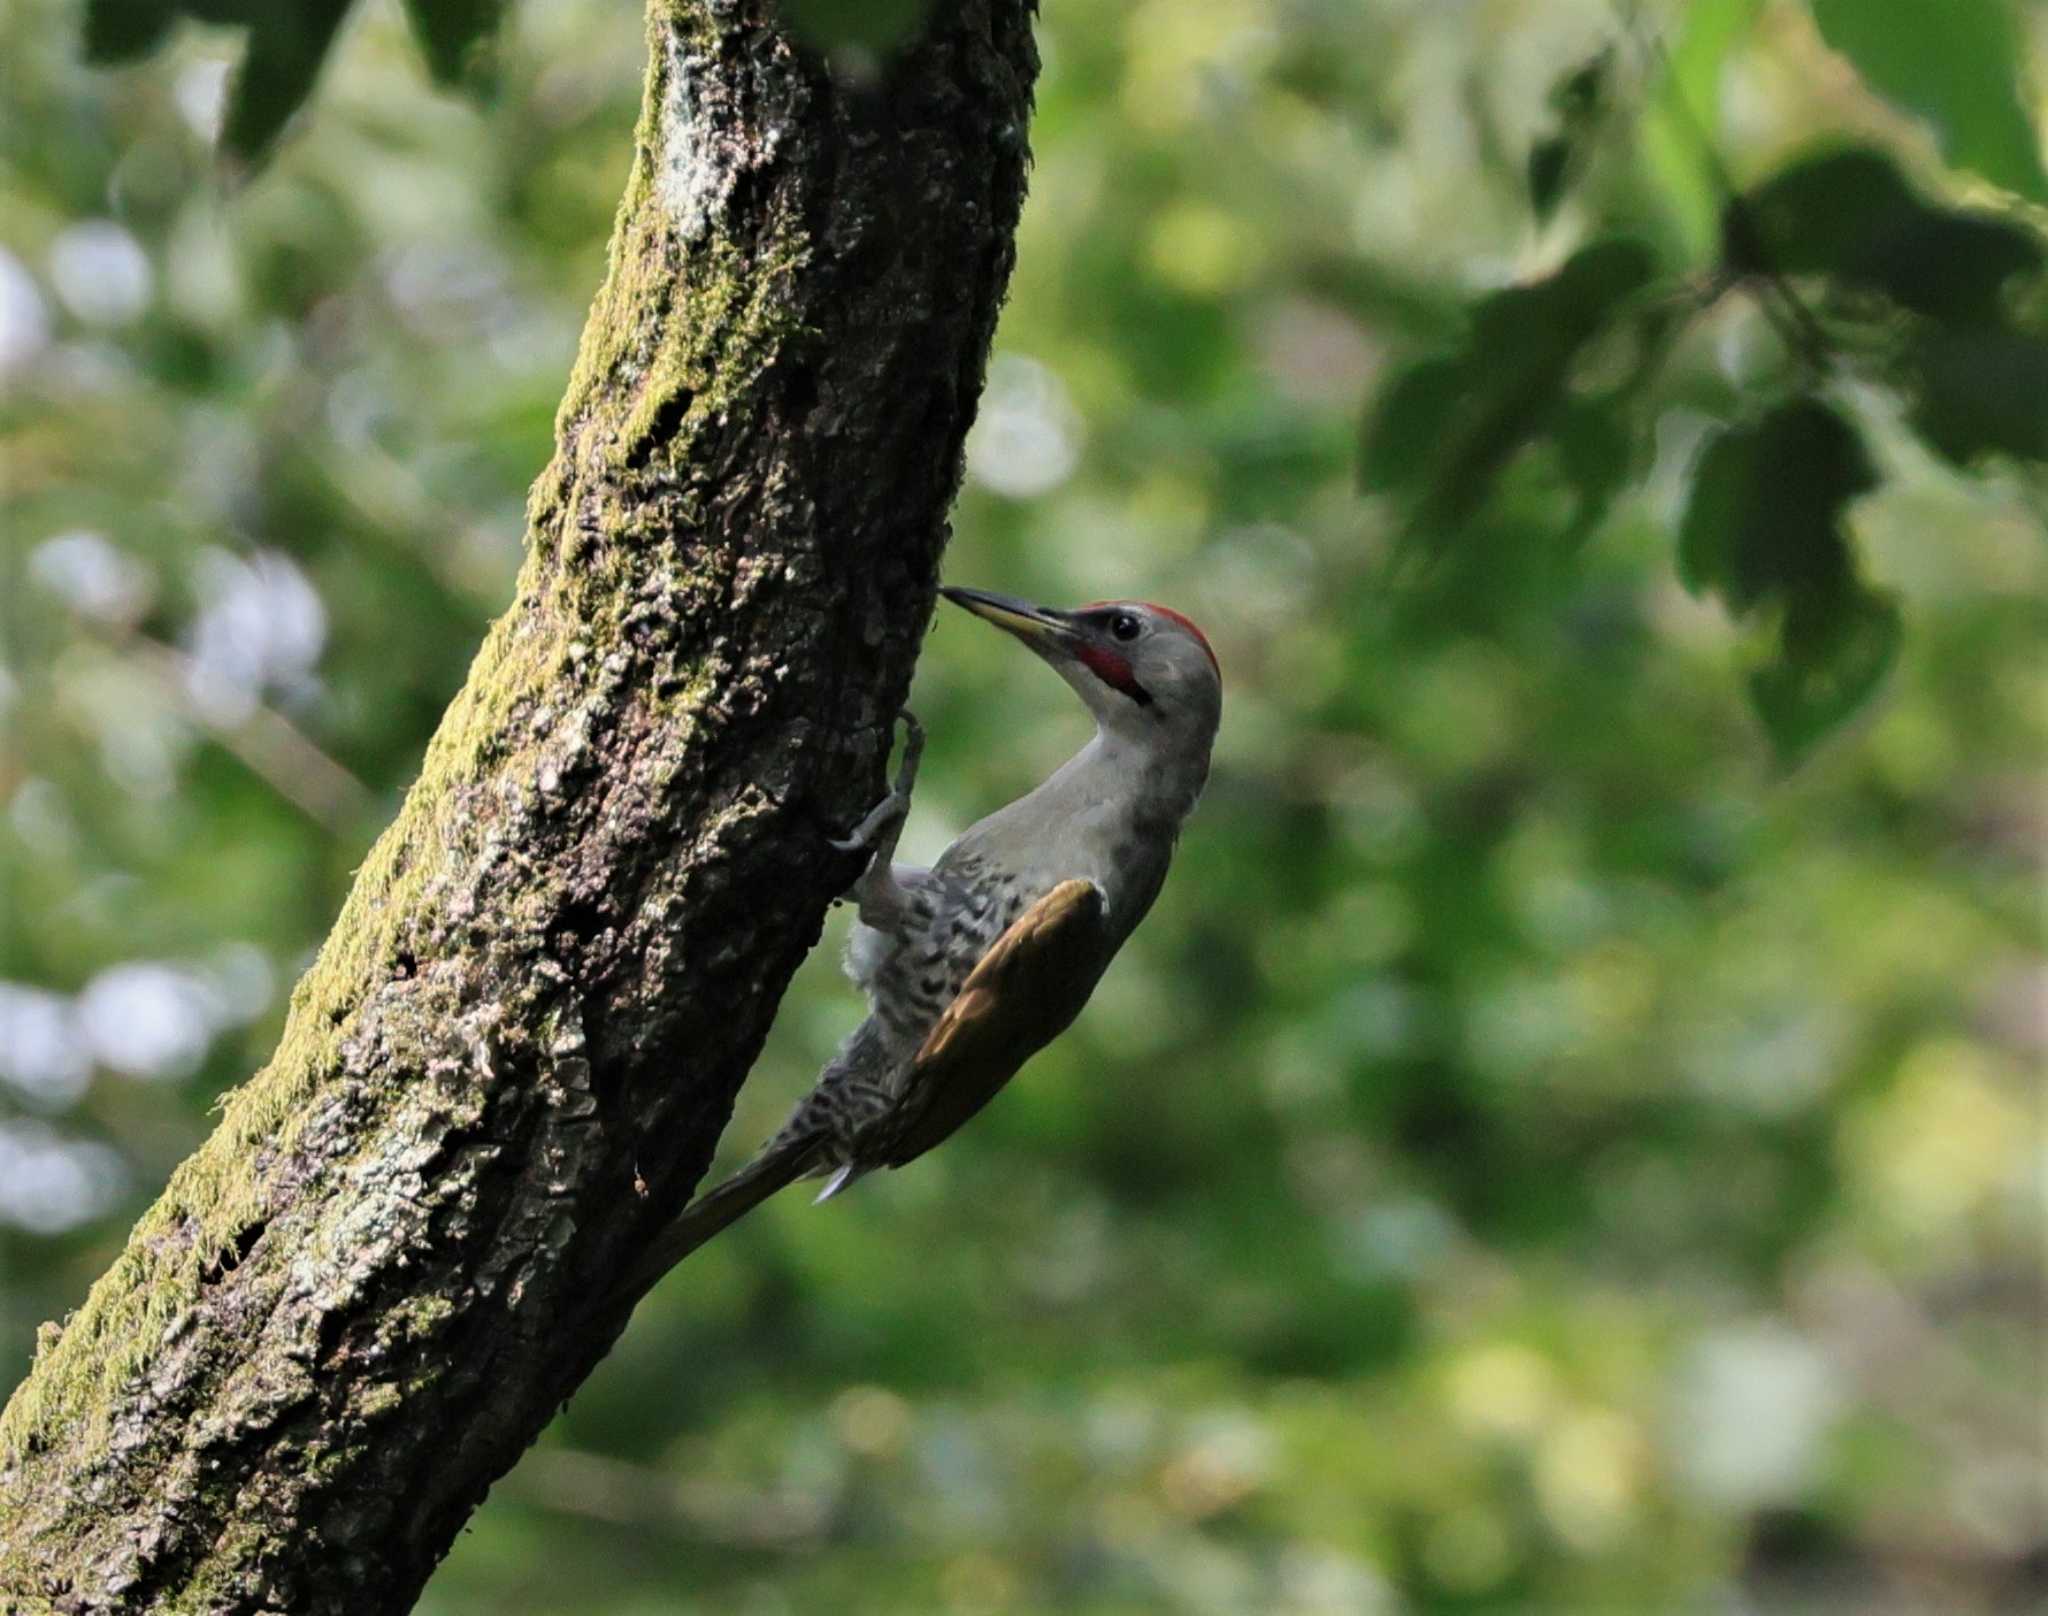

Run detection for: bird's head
[[941, 586, 1222, 750]]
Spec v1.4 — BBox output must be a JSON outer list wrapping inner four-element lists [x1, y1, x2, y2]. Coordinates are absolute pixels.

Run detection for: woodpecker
[[621, 587, 1221, 1294]]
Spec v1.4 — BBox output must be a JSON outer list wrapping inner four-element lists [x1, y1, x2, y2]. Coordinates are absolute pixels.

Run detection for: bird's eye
[[1109, 612, 1142, 642]]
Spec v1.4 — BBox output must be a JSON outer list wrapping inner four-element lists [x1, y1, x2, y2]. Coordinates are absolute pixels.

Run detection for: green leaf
[[1907, 328, 2048, 464], [218, 0, 354, 169], [181, 0, 264, 24], [1359, 358, 1466, 496], [1679, 400, 1874, 609], [1641, 0, 1765, 258], [1553, 401, 1635, 535], [402, 0, 510, 92], [1527, 47, 1612, 224], [1359, 240, 1658, 538], [1547, 48, 1611, 124], [1727, 147, 2044, 325], [1469, 238, 1655, 359], [78, 0, 516, 166], [1680, 400, 1898, 761], [81, 0, 178, 63], [1808, 0, 2048, 203], [1528, 136, 1572, 225], [1750, 587, 1902, 765]]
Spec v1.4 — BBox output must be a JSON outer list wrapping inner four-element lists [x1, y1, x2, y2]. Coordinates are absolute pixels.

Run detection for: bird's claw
[[829, 710, 922, 855], [892, 710, 925, 788]]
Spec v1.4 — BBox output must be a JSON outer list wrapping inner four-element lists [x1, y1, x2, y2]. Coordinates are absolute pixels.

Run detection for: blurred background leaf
[[1807, 0, 2048, 202], [1727, 146, 2043, 324], [81, 0, 180, 63], [402, 0, 512, 93], [1359, 239, 1656, 541], [1908, 327, 2048, 463], [213, 0, 355, 171], [1674, 398, 1904, 762], [82, 0, 513, 165], [1677, 399, 1874, 607], [1639, 0, 1766, 257], [1527, 46, 1613, 224]]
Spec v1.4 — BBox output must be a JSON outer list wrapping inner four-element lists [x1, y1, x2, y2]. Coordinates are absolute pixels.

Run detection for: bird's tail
[[609, 1132, 822, 1310], [812, 1162, 868, 1203], [607, 1020, 894, 1312]]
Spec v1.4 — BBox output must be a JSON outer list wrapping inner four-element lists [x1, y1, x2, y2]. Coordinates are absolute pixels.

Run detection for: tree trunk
[[0, 3, 1039, 1609]]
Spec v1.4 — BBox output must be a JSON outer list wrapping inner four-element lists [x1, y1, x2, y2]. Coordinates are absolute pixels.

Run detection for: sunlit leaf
[[1641, 0, 1765, 257], [1809, 0, 2048, 203]]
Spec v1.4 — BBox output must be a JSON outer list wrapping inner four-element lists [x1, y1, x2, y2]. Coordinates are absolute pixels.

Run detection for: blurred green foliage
[[3, 1, 2044, 1612], [1808, 0, 2047, 202]]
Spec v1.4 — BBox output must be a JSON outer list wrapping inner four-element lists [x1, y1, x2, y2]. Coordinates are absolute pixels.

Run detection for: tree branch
[[0, 2, 1039, 1609]]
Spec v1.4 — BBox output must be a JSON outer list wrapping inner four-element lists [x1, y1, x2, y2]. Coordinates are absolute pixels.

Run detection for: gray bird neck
[[953, 720, 1211, 941], [1072, 721, 1212, 830]]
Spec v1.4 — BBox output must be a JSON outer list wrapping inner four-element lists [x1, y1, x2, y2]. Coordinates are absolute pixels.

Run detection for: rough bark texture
[[0, 3, 1039, 1609]]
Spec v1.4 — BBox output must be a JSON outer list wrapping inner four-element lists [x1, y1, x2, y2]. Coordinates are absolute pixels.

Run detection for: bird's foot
[[828, 710, 923, 855]]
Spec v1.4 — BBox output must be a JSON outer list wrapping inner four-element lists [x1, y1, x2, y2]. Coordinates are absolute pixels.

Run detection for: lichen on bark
[[0, 2, 1040, 1610]]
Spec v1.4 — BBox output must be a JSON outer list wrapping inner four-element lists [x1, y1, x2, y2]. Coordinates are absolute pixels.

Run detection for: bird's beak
[[940, 586, 1079, 656]]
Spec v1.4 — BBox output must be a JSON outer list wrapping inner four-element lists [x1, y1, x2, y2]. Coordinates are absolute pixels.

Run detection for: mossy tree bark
[[0, 3, 1039, 1609]]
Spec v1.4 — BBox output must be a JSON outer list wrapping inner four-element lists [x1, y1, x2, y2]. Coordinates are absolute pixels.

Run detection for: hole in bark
[[624, 390, 693, 469], [202, 1220, 267, 1284], [394, 950, 418, 980], [782, 360, 819, 423], [551, 895, 608, 963]]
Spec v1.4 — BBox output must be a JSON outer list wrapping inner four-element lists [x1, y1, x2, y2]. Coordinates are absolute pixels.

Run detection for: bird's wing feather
[[880, 878, 1112, 1168]]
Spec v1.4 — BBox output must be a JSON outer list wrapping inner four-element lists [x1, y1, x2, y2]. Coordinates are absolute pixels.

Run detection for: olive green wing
[[879, 878, 1113, 1169]]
